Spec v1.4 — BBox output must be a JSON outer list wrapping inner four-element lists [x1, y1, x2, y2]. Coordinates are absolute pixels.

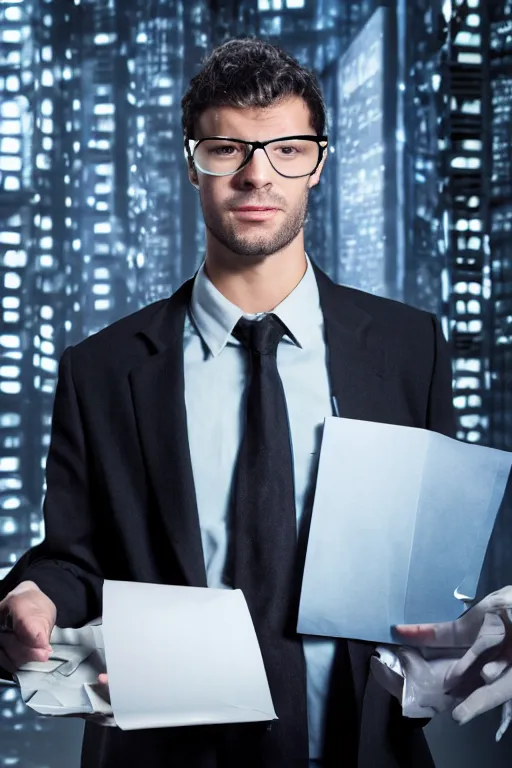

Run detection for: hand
[[394, 587, 512, 725], [0, 580, 56, 674]]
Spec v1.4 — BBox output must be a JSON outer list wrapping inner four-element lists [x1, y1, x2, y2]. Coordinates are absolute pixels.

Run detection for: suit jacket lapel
[[312, 261, 397, 424], [129, 277, 208, 588]]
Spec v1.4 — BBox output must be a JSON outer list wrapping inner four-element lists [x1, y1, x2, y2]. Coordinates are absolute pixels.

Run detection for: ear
[[307, 144, 328, 190], [188, 163, 200, 190]]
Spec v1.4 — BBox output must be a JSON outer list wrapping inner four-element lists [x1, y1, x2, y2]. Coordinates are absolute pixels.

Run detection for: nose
[[234, 147, 274, 188]]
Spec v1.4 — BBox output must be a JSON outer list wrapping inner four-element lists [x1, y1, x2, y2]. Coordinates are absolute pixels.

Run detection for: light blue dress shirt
[[183, 255, 337, 763]]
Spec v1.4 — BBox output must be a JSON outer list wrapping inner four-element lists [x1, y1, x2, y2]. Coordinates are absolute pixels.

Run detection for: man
[[0, 38, 507, 768]]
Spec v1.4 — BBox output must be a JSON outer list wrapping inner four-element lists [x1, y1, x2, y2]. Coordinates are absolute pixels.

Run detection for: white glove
[[388, 586, 512, 740]]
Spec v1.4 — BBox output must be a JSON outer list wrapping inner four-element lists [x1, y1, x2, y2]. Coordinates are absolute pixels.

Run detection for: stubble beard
[[202, 189, 310, 262]]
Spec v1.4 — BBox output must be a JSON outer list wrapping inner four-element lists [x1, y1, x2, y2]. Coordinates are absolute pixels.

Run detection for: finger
[[0, 633, 52, 668], [14, 617, 53, 650], [98, 673, 108, 686], [394, 625, 437, 642], [3, 588, 56, 649], [481, 660, 510, 685], [394, 597, 506, 649], [446, 613, 506, 685], [452, 667, 512, 726]]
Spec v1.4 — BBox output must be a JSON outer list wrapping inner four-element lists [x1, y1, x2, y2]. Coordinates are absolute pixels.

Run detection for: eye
[[209, 145, 237, 156]]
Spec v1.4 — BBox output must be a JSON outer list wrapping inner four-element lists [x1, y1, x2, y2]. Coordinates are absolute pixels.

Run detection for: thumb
[[16, 619, 53, 649]]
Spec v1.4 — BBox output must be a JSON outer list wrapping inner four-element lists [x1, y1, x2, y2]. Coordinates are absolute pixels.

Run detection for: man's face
[[189, 96, 326, 262]]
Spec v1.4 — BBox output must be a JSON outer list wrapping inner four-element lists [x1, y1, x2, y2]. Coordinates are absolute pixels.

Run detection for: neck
[[204, 235, 307, 314]]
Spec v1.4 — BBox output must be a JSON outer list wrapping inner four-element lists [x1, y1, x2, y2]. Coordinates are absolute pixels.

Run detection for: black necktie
[[222, 313, 309, 767]]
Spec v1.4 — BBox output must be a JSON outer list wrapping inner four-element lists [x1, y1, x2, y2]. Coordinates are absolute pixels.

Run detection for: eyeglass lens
[[193, 138, 321, 177]]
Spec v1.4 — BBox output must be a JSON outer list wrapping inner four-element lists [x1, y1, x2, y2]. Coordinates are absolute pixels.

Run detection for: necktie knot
[[232, 313, 287, 356]]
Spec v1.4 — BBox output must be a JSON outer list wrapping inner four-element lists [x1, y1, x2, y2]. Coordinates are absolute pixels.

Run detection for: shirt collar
[[190, 253, 322, 357]]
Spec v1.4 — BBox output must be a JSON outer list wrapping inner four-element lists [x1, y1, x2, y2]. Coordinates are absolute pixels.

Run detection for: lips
[[232, 206, 278, 211]]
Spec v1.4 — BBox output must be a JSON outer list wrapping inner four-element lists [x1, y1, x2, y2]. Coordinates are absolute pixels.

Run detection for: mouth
[[231, 206, 280, 221]]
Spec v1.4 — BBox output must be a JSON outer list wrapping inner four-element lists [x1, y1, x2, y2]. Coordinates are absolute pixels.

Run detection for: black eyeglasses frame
[[185, 134, 329, 179]]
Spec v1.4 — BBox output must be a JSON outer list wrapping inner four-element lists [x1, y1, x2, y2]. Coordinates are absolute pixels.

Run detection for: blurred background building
[[0, 0, 511, 765]]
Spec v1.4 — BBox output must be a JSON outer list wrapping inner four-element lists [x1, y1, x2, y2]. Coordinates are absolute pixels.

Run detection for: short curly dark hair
[[181, 37, 326, 143]]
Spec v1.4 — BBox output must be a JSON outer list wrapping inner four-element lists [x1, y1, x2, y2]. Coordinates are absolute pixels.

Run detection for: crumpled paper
[[14, 618, 116, 727]]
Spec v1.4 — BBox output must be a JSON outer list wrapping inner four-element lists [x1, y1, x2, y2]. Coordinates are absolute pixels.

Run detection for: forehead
[[196, 96, 314, 140]]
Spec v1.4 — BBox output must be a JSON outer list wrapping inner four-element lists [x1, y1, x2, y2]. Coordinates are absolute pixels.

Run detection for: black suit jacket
[[1, 261, 456, 768]]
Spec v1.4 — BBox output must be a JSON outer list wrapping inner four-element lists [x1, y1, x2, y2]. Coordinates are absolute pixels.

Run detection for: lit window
[[2, 297, 19, 309], [4, 177, 20, 191], [0, 120, 21, 135], [4, 273, 21, 290], [1, 102, 20, 119], [41, 357, 57, 374], [456, 377, 479, 390], [94, 104, 115, 115], [40, 341, 55, 356], [36, 153, 50, 170], [0, 379, 21, 393], [42, 70, 54, 87], [1, 30, 21, 44], [2, 249, 27, 269], [93, 284, 110, 295], [40, 306, 53, 320], [94, 222, 111, 234], [0, 232, 21, 246], [455, 31, 481, 47], [458, 53, 482, 64], [41, 99, 53, 116], [40, 324, 54, 339], [0, 156, 21, 172], [6, 76, 20, 93], [0, 138, 21, 154], [462, 139, 482, 151], [94, 33, 117, 45], [5, 7, 23, 22], [462, 100, 481, 114]]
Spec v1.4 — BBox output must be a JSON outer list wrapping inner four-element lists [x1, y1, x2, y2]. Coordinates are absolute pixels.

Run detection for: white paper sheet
[[102, 581, 277, 730], [297, 417, 512, 644]]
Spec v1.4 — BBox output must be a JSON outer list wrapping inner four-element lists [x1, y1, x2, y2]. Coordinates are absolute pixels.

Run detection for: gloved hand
[[393, 586, 512, 739]]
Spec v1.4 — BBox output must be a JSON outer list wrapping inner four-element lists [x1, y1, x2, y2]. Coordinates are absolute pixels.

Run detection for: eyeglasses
[[186, 135, 328, 179]]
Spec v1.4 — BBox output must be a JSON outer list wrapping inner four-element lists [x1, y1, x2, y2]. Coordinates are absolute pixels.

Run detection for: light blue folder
[[297, 418, 512, 644]]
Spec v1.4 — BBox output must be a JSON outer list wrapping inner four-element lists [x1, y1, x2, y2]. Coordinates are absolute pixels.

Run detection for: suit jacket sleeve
[[0, 347, 103, 628]]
